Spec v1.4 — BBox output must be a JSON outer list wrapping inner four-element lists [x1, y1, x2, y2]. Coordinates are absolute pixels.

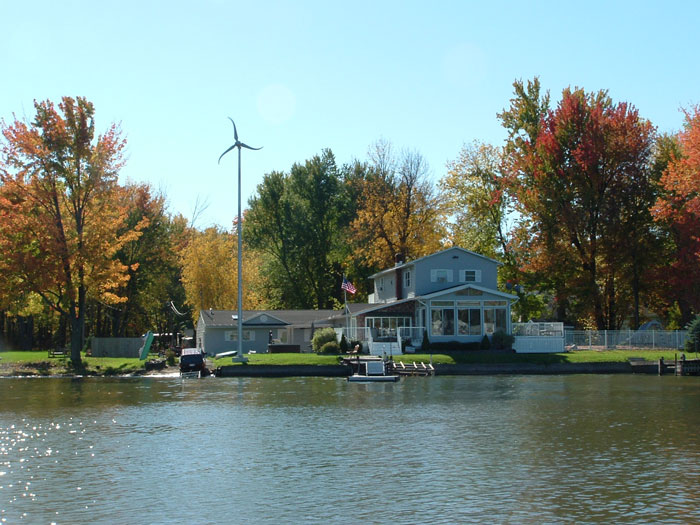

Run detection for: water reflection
[[0, 375, 699, 523]]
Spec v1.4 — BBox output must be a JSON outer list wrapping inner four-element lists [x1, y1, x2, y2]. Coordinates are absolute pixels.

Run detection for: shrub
[[319, 341, 341, 354], [686, 315, 700, 354], [421, 330, 430, 352], [480, 335, 491, 350], [491, 330, 515, 350], [339, 334, 349, 354], [312, 327, 337, 353], [429, 341, 482, 351], [165, 349, 176, 366]]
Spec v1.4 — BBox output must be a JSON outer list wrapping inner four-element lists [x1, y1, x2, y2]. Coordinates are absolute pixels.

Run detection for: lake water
[[1, 374, 699, 524]]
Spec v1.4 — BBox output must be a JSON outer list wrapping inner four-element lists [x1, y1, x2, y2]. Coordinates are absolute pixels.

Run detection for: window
[[431, 269, 453, 283], [460, 269, 481, 283], [457, 301, 481, 336], [431, 301, 455, 336], [225, 330, 255, 342], [483, 308, 507, 335], [404, 270, 411, 288], [377, 277, 384, 292]]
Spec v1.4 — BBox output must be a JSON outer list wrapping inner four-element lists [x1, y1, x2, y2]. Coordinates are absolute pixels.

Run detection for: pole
[[235, 146, 246, 362]]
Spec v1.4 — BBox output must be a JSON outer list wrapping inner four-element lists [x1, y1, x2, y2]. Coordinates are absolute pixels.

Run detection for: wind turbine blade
[[227, 117, 239, 141], [240, 142, 263, 151], [218, 144, 236, 164]]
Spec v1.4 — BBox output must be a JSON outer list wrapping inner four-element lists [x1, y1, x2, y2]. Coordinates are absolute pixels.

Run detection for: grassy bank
[[0, 351, 146, 376], [1, 349, 690, 376]]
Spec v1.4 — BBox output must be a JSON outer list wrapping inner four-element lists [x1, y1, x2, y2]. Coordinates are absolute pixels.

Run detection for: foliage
[[180, 226, 264, 322], [421, 329, 430, 352], [653, 106, 700, 325], [685, 315, 700, 354], [165, 349, 176, 366], [319, 341, 341, 354], [480, 335, 491, 350], [246, 150, 350, 309], [491, 330, 515, 350], [311, 327, 337, 353], [0, 97, 138, 363], [350, 140, 446, 269], [441, 141, 510, 260], [339, 334, 349, 353], [499, 81, 655, 329]]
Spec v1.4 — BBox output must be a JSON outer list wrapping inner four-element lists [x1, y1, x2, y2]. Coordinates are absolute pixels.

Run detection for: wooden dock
[[657, 356, 700, 376], [388, 361, 435, 377]]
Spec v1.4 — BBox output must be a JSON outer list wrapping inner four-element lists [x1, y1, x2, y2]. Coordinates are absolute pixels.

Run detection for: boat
[[347, 359, 400, 382]]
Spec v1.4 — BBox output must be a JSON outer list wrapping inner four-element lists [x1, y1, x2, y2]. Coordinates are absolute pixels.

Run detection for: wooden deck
[[388, 361, 435, 377]]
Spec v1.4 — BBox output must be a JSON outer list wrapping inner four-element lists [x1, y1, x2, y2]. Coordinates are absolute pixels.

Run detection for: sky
[[2, 0, 698, 230]]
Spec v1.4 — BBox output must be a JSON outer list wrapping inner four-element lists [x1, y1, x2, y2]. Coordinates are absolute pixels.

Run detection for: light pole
[[219, 118, 262, 362]]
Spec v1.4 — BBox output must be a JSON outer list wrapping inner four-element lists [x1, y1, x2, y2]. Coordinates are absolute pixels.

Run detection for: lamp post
[[219, 118, 262, 362]]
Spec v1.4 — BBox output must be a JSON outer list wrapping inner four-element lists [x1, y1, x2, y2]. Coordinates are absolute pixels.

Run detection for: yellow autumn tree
[[180, 225, 264, 324], [351, 140, 446, 268]]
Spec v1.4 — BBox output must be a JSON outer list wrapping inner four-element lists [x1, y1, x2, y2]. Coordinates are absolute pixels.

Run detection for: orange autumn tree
[[653, 106, 700, 324], [0, 97, 139, 363]]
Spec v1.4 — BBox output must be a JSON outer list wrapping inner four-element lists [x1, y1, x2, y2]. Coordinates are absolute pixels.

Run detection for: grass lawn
[[0, 351, 146, 376], [2, 348, 693, 376], [213, 353, 342, 367]]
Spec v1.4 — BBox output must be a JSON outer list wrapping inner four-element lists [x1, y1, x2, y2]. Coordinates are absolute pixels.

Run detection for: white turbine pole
[[218, 118, 262, 364]]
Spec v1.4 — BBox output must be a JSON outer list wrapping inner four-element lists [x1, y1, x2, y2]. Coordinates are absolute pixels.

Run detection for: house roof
[[352, 284, 518, 317], [198, 309, 347, 328], [369, 246, 502, 279]]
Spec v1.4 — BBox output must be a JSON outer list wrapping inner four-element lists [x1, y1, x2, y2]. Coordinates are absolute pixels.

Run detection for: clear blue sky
[[2, 0, 697, 229]]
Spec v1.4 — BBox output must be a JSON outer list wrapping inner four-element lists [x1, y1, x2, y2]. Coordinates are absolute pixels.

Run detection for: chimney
[[395, 253, 404, 266]]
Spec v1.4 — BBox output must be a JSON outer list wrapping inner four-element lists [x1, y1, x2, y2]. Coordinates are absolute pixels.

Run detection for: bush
[[421, 330, 430, 352], [312, 327, 337, 353], [685, 315, 700, 354], [480, 335, 491, 350], [319, 341, 341, 354], [491, 330, 515, 350], [165, 349, 176, 366], [339, 334, 349, 354]]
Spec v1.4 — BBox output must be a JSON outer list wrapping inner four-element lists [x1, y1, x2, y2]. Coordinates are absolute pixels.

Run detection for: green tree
[[246, 150, 349, 309]]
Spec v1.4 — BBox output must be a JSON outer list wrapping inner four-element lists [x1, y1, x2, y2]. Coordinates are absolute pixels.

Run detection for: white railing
[[512, 322, 564, 337], [334, 327, 372, 344], [565, 330, 688, 350], [398, 327, 427, 353]]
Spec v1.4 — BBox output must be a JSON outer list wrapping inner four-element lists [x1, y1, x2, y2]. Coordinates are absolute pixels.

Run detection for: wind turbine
[[219, 118, 262, 362]]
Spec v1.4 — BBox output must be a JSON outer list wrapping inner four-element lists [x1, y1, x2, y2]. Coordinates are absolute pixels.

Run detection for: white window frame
[[225, 329, 256, 342], [404, 270, 411, 288], [431, 269, 453, 283]]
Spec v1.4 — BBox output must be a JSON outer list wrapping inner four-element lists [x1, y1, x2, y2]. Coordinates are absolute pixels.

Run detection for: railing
[[565, 330, 688, 350], [334, 327, 372, 343], [512, 322, 564, 337]]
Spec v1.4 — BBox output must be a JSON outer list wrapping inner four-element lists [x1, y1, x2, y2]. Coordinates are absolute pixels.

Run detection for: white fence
[[566, 330, 688, 350], [513, 322, 565, 353]]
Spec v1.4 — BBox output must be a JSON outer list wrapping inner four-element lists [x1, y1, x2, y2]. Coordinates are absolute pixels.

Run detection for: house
[[348, 247, 518, 352], [197, 247, 518, 356], [196, 308, 362, 355]]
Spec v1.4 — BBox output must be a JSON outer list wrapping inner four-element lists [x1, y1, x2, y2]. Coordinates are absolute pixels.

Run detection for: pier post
[[658, 357, 664, 375]]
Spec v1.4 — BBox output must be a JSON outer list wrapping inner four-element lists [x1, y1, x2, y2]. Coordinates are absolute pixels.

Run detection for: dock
[[388, 360, 435, 377], [656, 356, 700, 376]]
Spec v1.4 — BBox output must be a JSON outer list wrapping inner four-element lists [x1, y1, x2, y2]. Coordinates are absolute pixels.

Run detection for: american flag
[[341, 277, 356, 294]]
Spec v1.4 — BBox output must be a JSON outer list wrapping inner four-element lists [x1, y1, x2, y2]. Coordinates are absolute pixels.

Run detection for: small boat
[[347, 359, 400, 382]]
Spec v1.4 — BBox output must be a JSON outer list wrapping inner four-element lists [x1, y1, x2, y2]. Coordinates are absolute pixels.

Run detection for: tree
[[500, 83, 655, 329], [180, 225, 264, 323], [351, 140, 445, 269], [652, 106, 700, 324], [0, 97, 138, 363], [246, 150, 349, 309], [441, 141, 511, 259]]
